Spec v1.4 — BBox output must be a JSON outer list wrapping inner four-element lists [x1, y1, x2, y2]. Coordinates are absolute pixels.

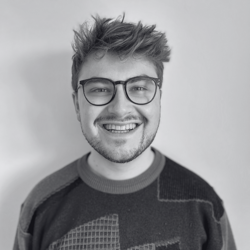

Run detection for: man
[[14, 15, 236, 250]]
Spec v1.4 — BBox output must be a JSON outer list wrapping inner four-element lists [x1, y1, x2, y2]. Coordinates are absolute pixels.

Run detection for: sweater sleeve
[[13, 205, 32, 250], [12, 159, 80, 250], [220, 210, 237, 250], [13, 228, 19, 250]]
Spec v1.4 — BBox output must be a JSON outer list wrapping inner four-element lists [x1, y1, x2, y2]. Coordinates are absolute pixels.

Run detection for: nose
[[106, 84, 133, 117]]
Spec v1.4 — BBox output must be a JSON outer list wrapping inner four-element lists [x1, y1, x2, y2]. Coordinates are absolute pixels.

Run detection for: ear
[[159, 89, 162, 99], [72, 92, 81, 122]]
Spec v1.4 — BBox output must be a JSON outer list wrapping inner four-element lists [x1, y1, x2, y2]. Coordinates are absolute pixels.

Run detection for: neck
[[88, 147, 155, 180]]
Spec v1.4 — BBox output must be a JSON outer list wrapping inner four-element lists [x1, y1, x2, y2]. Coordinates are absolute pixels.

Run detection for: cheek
[[78, 98, 95, 127], [138, 102, 161, 129], [142, 96, 161, 122], [80, 108, 96, 126], [78, 97, 105, 131]]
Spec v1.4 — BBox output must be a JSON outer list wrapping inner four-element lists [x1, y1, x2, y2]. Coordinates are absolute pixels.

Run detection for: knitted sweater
[[13, 148, 236, 250]]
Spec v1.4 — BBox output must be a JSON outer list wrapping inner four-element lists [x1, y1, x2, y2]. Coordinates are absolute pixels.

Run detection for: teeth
[[103, 123, 137, 132]]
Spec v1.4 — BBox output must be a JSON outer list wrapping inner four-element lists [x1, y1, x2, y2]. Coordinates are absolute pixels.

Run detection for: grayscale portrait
[[1, 1, 249, 250]]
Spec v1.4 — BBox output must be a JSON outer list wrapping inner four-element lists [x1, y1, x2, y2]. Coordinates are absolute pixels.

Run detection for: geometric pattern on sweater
[[48, 214, 120, 250], [127, 238, 180, 250], [158, 157, 224, 222], [47, 214, 180, 250]]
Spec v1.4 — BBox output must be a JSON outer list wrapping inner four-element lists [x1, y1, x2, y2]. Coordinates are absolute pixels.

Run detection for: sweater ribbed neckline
[[77, 147, 165, 194]]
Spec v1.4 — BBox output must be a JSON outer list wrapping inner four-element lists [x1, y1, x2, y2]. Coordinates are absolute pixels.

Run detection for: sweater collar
[[77, 147, 165, 194]]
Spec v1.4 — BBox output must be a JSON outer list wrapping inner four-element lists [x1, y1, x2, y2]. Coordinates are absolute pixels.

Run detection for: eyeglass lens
[[83, 78, 156, 105]]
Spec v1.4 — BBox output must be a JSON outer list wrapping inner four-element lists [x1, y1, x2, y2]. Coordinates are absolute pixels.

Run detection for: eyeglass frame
[[76, 76, 161, 106]]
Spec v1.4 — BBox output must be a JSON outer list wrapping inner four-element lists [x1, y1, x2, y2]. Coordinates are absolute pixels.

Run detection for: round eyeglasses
[[76, 76, 161, 106]]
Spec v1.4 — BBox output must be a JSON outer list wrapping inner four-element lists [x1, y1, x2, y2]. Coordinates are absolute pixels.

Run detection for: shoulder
[[25, 158, 80, 205], [19, 157, 82, 232], [158, 155, 224, 221]]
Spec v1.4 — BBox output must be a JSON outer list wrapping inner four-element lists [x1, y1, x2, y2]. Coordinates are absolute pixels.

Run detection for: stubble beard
[[81, 122, 160, 164]]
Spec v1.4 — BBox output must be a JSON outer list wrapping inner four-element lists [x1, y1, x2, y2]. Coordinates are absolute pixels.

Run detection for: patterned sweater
[[13, 148, 236, 250]]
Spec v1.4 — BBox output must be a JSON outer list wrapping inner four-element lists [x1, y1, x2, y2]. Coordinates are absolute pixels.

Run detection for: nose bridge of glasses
[[113, 80, 127, 101], [114, 80, 126, 86], [113, 80, 127, 97]]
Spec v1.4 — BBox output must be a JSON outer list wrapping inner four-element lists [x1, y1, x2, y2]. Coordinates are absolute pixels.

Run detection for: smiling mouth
[[102, 123, 140, 133]]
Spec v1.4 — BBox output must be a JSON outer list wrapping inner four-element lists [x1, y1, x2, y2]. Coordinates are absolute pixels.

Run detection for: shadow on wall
[[19, 50, 87, 153], [0, 51, 91, 249]]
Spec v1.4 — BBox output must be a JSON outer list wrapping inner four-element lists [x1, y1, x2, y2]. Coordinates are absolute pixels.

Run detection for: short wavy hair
[[71, 14, 171, 92]]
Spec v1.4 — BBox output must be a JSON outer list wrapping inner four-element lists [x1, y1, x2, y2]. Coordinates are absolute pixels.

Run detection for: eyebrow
[[137, 74, 151, 78], [79, 74, 153, 82]]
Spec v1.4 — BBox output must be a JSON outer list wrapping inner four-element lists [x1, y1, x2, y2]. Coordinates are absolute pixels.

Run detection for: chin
[[96, 148, 143, 163], [85, 132, 156, 164]]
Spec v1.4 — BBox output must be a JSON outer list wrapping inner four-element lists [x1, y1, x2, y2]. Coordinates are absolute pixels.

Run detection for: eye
[[91, 88, 109, 93], [131, 86, 147, 91], [128, 85, 149, 93], [84, 79, 114, 95]]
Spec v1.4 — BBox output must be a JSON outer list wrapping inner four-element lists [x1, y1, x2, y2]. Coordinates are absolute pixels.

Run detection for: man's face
[[73, 52, 161, 163]]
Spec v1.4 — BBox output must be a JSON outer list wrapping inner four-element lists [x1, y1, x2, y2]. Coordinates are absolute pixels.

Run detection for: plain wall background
[[1, 0, 249, 249]]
